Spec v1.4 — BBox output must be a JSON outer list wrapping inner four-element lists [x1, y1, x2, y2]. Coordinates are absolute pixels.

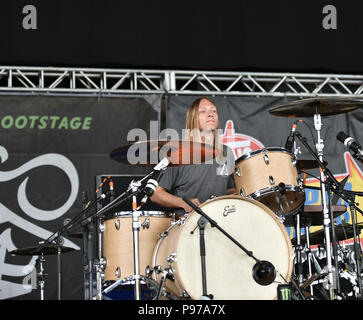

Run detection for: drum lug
[[154, 265, 163, 274], [264, 154, 270, 165], [239, 188, 246, 196], [99, 257, 107, 270], [145, 265, 153, 277], [141, 218, 150, 230], [114, 219, 120, 231], [297, 178, 303, 186], [165, 266, 175, 281], [292, 155, 297, 166], [180, 289, 191, 299], [269, 175, 275, 185], [167, 253, 177, 263], [115, 266, 121, 279], [159, 230, 169, 239], [234, 166, 241, 177], [99, 221, 105, 233]]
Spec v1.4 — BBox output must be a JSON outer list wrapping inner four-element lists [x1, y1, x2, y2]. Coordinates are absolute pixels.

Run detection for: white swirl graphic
[[0, 153, 79, 221]]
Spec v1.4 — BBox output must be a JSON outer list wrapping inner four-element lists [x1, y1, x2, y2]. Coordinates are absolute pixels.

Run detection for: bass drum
[[152, 195, 293, 300]]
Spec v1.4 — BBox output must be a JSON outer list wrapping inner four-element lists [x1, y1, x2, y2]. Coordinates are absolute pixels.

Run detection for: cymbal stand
[[36, 252, 46, 300], [295, 115, 335, 299], [131, 179, 142, 300]]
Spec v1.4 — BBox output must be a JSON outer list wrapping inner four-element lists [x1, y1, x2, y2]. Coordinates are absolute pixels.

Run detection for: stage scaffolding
[[1, 66, 363, 98]]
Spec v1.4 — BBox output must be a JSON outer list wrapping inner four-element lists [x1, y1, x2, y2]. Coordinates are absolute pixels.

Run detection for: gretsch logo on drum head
[[223, 205, 236, 217]]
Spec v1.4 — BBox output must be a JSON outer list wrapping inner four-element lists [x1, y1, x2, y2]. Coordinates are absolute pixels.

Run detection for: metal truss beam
[[1, 66, 363, 97]]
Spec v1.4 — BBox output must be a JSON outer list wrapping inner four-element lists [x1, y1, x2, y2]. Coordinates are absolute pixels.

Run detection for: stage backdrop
[[165, 95, 363, 238], [0, 94, 160, 300]]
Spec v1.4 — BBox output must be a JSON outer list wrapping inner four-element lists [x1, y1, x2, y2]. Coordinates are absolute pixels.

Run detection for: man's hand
[[183, 198, 200, 213]]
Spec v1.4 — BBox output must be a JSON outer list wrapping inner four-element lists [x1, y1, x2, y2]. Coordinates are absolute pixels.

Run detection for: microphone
[[284, 121, 298, 152], [252, 260, 276, 286], [337, 131, 363, 158], [139, 170, 163, 206]]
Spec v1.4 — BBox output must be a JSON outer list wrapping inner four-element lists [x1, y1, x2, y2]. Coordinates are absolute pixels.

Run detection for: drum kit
[[10, 97, 363, 300]]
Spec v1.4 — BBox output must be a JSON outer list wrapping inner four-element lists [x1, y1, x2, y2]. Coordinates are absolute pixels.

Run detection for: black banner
[[0, 95, 159, 300]]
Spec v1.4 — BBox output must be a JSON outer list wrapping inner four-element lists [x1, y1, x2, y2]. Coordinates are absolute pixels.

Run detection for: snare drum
[[233, 147, 304, 215], [102, 211, 174, 281], [152, 196, 293, 300]]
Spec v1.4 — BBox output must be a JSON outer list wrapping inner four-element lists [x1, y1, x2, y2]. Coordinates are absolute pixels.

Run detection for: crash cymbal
[[110, 140, 217, 166], [10, 244, 76, 256], [284, 204, 347, 227], [269, 98, 363, 117], [291, 223, 363, 245]]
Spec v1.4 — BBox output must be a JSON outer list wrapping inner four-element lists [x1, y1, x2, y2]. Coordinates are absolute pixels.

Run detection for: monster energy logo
[[278, 285, 292, 300]]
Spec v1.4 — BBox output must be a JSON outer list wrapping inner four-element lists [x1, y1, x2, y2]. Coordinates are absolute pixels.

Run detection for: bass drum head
[[169, 195, 293, 300]]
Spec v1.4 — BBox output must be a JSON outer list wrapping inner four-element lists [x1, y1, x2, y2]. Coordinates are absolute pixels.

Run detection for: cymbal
[[269, 98, 363, 117], [284, 204, 347, 227], [291, 223, 363, 245], [110, 140, 217, 166], [10, 244, 76, 256]]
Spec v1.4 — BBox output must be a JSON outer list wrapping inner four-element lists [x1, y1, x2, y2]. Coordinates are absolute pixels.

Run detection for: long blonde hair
[[183, 97, 224, 161]]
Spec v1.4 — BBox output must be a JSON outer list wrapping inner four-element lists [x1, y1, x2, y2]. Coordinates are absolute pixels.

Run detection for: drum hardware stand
[[35, 251, 46, 300], [304, 221, 314, 296], [198, 216, 213, 299], [343, 191, 363, 298], [295, 130, 363, 299], [295, 129, 337, 299], [293, 209, 305, 286]]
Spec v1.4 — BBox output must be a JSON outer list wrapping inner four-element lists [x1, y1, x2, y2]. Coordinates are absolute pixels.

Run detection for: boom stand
[[312, 114, 335, 299]]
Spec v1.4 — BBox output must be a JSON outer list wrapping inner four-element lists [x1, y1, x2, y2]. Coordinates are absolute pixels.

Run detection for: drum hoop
[[235, 147, 291, 164], [106, 211, 175, 220], [250, 184, 305, 198]]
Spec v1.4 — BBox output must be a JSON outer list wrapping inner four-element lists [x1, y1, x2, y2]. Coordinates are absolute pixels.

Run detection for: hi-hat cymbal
[[269, 98, 363, 117], [291, 223, 363, 245], [110, 140, 217, 166], [10, 244, 76, 256], [284, 204, 347, 227]]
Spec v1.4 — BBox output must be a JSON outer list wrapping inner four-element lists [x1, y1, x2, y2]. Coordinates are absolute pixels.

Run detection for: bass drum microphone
[[252, 260, 276, 286]]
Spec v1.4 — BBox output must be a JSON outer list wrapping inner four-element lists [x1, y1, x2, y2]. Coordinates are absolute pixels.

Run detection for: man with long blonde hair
[[151, 97, 236, 217]]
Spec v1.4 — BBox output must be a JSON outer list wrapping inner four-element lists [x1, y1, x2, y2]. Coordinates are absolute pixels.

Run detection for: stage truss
[[1, 66, 363, 98]]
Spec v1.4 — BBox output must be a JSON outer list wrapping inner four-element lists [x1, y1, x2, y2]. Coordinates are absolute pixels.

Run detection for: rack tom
[[233, 147, 304, 215]]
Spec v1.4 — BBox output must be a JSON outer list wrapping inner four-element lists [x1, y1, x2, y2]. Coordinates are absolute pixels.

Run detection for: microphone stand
[[197, 216, 210, 299]]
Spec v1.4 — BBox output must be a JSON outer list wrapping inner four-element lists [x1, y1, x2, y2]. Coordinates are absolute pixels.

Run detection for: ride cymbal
[[110, 140, 217, 166], [269, 98, 363, 117]]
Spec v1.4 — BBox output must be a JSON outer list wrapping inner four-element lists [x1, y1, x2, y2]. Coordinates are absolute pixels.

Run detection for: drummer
[[151, 97, 236, 218]]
